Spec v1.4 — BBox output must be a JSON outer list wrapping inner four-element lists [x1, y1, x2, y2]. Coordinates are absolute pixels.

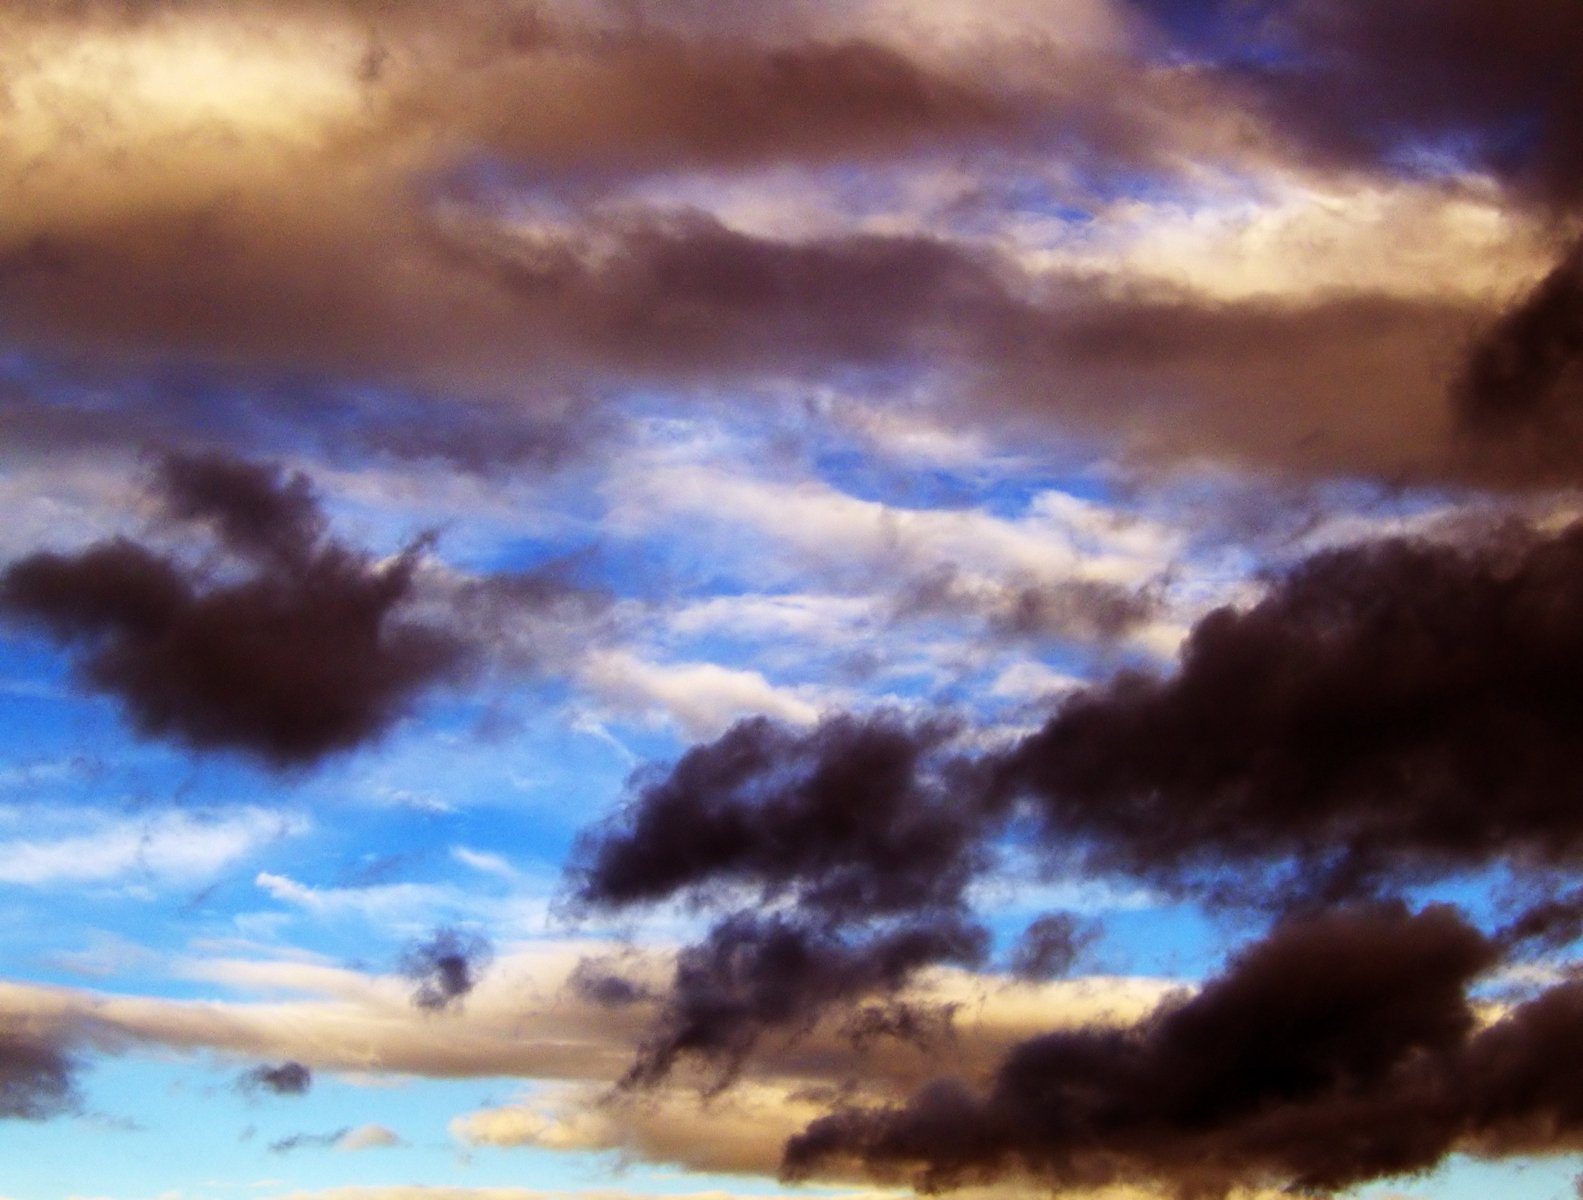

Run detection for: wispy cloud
[[0, 807, 307, 887]]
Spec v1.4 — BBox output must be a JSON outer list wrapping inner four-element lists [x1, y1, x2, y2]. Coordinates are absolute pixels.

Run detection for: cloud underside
[[10, 924, 1583, 1198], [0, 0, 1577, 482], [565, 512, 1583, 1191], [0, 450, 604, 764]]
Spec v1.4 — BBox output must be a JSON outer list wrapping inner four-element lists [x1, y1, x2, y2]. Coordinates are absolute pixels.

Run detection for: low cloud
[[783, 902, 1583, 1197], [0, 452, 464, 766], [238, 1060, 312, 1096], [0, 1028, 80, 1120], [1003, 517, 1583, 904], [0, 451, 606, 768], [1452, 237, 1583, 482], [337, 1123, 405, 1151], [400, 927, 494, 1013]]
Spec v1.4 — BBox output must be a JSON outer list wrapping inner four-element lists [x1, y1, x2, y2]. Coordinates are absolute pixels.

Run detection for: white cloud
[[253, 872, 466, 924], [577, 649, 828, 738], [1019, 175, 1559, 304], [608, 459, 1177, 593], [450, 847, 517, 879], [0, 807, 307, 887]]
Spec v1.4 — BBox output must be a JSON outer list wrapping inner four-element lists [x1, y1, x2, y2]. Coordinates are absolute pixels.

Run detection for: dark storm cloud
[[571, 712, 989, 921], [1147, 0, 1583, 205], [0, 4, 1037, 394], [1000, 518, 1583, 904], [0, 452, 465, 767], [571, 712, 1002, 1085], [1452, 237, 1583, 474], [839, 1000, 959, 1053], [238, 1061, 312, 1096], [783, 903, 1583, 1197], [623, 911, 988, 1090], [6, 0, 1033, 173], [0, 1029, 80, 1120], [3, 0, 1223, 189], [155, 451, 323, 563], [582, 515, 1583, 924], [571, 512, 1583, 1097], [0, 183, 1500, 482], [1260, 0, 1583, 204], [400, 927, 493, 1012], [445, 213, 1479, 484], [1494, 885, 1583, 957]]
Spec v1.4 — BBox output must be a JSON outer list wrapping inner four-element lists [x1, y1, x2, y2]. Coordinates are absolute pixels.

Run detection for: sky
[[1, 2, 1583, 1199]]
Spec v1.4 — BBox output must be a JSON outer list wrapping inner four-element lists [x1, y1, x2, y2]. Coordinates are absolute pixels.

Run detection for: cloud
[[265, 1188, 889, 1200], [0, 450, 607, 768], [0, 3, 1175, 391], [0, 0, 1574, 492], [0, 451, 464, 766], [0, 807, 304, 887], [572, 713, 983, 920], [564, 512, 1583, 1105], [577, 650, 827, 739], [238, 1060, 312, 1096], [400, 927, 493, 1013], [270, 1127, 351, 1154], [335, 1123, 405, 1151], [7, 5, 1583, 1196], [453, 1080, 830, 1178], [1220, 0, 1583, 206], [1000, 517, 1583, 904], [784, 903, 1521, 1195], [252, 871, 459, 923], [618, 911, 988, 1089], [0, 1028, 79, 1120], [564, 710, 1123, 1086], [602, 514, 1583, 927], [450, 847, 517, 879], [1452, 237, 1583, 478], [567, 957, 655, 1010], [0, 943, 1176, 1108], [1005, 914, 1098, 982]]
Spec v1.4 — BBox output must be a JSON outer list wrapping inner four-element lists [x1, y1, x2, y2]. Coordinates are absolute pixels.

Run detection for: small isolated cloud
[[450, 847, 515, 879], [270, 1128, 350, 1154], [238, 1061, 312, 1097], [336, 1124, 405, 1151], [400, 927, 494, 1013], [1006, 913, 1099, 982]]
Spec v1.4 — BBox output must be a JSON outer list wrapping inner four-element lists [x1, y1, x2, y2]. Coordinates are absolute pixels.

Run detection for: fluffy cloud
[[0, 453, 464, 766]]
